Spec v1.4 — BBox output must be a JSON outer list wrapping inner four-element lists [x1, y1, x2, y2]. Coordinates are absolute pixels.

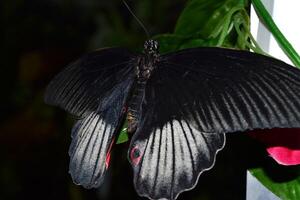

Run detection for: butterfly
[[44, 39, 300, 200]]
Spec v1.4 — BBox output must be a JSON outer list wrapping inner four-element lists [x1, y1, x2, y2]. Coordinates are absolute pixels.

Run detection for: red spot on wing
[[130, 146, 142, 166], [105, 137, 115, 169], [105, 152, 111, 169]]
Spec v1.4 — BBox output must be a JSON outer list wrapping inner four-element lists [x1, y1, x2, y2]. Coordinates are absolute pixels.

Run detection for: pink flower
[[249, 128, 300, 165]]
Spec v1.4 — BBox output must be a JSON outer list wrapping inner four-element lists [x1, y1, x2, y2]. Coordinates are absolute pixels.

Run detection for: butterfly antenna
[[122, 0, 150, 39]]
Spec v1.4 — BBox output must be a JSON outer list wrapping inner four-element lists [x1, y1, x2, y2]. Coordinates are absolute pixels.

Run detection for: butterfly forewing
[[44, 47, 137, 117], [160, 47, 300, 133]]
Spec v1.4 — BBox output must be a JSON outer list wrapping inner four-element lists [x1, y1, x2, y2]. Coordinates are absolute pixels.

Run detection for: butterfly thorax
[[127, 40, 160, 133]]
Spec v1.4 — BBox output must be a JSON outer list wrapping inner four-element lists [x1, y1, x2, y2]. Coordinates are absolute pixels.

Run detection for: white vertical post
[[251, 0, 300, 64]]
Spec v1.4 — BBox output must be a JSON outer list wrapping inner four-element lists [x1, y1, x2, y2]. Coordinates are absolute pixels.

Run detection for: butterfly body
[[45, 39, 300, 200], [127, 40, 160, 133]]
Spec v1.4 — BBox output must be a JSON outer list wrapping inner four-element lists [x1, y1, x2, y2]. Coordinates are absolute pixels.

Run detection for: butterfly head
[[144, 39, 159, 55]]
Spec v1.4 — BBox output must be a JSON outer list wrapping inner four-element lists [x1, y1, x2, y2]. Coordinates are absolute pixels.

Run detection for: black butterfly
[[45, 40, 300, 200]]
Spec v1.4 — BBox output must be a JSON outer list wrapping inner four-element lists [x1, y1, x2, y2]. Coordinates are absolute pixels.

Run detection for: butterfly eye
[[130, 146, 142, 166]]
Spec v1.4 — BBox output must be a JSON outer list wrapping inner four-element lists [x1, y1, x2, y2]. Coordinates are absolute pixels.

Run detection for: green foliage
[[251, 167, 300, 199], [116, 121, 129, 144], [154, 0, 260, 53], [175, 0, 245, 38]]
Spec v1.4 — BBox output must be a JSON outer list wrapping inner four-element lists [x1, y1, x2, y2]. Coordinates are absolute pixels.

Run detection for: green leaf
[[153, 34, 211, 52], [252, 0, 300, 67], [154, 33, 223, 53], [250, 167, 300, 200], [174, 0, 246, 39], [116, 121, 129, 144], [152, 34, 186, 53], [157, 0, 253, 50]]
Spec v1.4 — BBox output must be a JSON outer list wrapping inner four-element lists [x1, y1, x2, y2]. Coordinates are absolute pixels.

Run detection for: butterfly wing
[[161, 47, 300, 133], [44, 47, 137, 117], [129, 86, 225, 199], [45, 48, 137, 188], [68, 74, 133, 188], [129, 47, 300, 199]]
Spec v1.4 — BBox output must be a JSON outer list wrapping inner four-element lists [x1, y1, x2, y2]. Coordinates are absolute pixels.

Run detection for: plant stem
[[252, 0, 300, 67]]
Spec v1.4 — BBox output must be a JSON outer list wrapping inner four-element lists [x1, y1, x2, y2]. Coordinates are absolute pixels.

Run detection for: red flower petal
[[248, 128, 300, 166], [267, 146, 300, 165]]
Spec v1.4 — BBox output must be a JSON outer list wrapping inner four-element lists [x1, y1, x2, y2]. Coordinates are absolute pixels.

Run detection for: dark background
[[0, 0, 280, 200]]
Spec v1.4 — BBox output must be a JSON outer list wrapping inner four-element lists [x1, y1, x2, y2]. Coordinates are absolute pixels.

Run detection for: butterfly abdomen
[[127, 79, 147, 133]]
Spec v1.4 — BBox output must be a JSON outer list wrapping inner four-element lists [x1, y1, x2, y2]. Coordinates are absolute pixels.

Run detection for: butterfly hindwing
[[129, 121, 225, 200], [44, 47, 137, 117]]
